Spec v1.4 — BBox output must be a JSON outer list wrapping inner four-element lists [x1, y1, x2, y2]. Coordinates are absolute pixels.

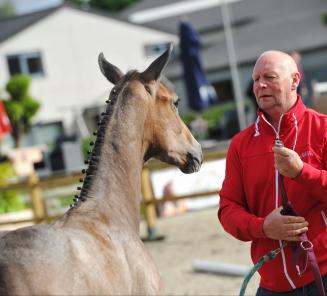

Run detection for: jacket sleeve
[[293, 144, 327, 203], [218, 138, 266, 242]]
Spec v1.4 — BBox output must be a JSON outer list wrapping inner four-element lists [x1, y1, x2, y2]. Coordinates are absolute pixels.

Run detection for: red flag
[[0, 100, 12, 139]]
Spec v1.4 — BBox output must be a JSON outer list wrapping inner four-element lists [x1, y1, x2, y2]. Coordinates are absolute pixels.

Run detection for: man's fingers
[[283, 222, 308, 241], [285, 222, 308, 230], [272, 146, 291, 157], [285, 224, 308, 233], [285, 227, 308, 240], [280, 218, 309, 241], [282, 216, 307, 224], [263, 207, 308, 241]]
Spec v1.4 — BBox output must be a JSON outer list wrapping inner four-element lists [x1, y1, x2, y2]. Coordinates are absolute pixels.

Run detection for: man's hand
[[272, 146, 303, 178], [263, 207, 308, 241]]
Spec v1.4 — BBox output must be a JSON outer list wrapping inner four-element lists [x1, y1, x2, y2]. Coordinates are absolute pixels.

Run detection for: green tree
[[322, 0, 327, 25], [0, 0, 15, 17], [3, 75, 40, 148], [67, 0, 140, 12]]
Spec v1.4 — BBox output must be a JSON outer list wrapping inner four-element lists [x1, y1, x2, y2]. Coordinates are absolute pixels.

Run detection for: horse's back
[[0, 224, 72, 294], [0, 224, 162, 295], [0, 224, 109, 294]]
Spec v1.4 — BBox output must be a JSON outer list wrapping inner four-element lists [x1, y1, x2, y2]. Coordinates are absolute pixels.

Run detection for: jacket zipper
[[322, 210, 327, 226], [260, 114, 297, 289]]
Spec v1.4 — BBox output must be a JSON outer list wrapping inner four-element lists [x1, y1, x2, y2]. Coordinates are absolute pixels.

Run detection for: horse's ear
[[98, 53, 124, 85], [141, 43, 173, 82]]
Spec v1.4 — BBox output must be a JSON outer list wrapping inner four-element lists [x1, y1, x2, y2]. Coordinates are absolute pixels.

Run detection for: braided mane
[[71, 70, 138, 207]]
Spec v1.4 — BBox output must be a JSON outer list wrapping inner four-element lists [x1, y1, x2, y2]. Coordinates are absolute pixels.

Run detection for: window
[[82, 105, 106, 133], [23, 121, 64, 148], [7, 52, 44, 76]]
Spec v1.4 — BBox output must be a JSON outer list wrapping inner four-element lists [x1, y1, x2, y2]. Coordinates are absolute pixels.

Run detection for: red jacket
[[218, 97, 327, 292]]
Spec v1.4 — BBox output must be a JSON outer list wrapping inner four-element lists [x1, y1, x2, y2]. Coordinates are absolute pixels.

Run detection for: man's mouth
[[259, 95, 272, 99]]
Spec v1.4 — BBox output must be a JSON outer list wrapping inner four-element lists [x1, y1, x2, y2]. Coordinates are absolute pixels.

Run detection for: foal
[[0, 45, 202, 295]]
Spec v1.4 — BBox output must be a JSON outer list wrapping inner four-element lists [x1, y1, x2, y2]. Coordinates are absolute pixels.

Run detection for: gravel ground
[[140, 207, 260, 296]]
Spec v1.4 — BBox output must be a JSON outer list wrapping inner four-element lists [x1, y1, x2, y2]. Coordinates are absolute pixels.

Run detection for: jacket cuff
[[249, 216, 266, 239], [293, 162, 321, 186]]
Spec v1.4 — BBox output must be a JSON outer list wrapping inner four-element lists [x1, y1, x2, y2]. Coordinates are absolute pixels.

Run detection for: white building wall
[[0, 6, 176, 128]]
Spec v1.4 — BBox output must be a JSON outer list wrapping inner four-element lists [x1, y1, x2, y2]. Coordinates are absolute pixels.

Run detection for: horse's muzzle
[[181, 152, 203, 174]]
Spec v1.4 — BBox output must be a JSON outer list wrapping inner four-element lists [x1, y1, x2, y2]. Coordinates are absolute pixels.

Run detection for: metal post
[[141, 168, 164, 241], [221, 0, 247, 130]]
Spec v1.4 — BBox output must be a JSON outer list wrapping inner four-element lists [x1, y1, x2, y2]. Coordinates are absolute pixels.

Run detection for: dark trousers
[[256, 275, 327, 296]]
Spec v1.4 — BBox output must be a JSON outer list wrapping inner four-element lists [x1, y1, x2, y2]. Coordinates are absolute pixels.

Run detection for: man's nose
[[259, 81, 267, 88]]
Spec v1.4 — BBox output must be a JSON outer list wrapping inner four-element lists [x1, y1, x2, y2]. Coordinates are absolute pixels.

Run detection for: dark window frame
[[6, 51, 45, 77]]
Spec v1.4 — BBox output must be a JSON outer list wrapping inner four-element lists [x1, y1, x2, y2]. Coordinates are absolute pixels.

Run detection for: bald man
[[218, 51, 327, 295]]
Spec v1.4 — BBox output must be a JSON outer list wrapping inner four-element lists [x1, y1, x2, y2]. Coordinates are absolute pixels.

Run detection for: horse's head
[[98, 45, 202, 174]]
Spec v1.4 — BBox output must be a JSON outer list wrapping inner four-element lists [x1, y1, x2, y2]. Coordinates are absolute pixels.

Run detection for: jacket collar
[[254, 96, 306, 136]]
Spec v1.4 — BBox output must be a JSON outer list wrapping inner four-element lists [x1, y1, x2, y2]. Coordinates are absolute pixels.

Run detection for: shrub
[[202, 102, 235, 129], [4, 75, 40, 147], [0, 162, 27, 213], [81, 136, 96, 160], [181, 111, 199, 127]]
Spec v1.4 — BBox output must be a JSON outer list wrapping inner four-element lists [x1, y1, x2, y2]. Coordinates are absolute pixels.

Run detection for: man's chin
[[258, 103, 275, 111]]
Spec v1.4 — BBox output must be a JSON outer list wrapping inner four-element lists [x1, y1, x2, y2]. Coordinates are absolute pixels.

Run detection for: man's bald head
[[255, 50, 299, 75]]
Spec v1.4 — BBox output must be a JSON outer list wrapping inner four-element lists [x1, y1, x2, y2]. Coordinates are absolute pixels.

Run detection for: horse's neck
[[63, 98, 147, 234]]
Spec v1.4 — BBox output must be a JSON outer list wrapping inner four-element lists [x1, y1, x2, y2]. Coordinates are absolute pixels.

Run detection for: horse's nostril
[[180, 152, 202, 174]]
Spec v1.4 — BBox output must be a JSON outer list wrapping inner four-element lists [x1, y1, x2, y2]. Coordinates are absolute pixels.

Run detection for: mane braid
[[70, 86, 120, 208]]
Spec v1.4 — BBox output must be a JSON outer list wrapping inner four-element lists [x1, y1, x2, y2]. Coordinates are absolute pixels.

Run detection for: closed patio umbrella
[[179, 21, 218, 111]]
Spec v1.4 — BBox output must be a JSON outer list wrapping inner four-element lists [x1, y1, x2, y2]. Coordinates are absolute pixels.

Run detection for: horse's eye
[[145, 85, 151, 94], [173, 98, 180, 108]]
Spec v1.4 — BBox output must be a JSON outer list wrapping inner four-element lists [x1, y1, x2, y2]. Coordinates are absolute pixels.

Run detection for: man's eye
[[267, 75, 277, 80]]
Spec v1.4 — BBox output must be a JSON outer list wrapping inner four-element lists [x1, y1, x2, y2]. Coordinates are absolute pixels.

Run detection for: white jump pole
[[192, 260, 250, 276]]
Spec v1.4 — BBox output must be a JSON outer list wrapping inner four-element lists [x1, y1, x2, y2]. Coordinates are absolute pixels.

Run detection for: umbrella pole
[[221, 0, 247, 130]]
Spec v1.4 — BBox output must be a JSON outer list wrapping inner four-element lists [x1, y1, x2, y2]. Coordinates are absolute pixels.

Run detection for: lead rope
[[239, 242, 288, 296], [239, 139, 326, 296], [279, 173, 326, 296], [277, 136, 325, 296]]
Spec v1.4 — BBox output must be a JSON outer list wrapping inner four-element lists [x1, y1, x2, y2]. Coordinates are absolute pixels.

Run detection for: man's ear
[[291, 72, 301, 91]]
